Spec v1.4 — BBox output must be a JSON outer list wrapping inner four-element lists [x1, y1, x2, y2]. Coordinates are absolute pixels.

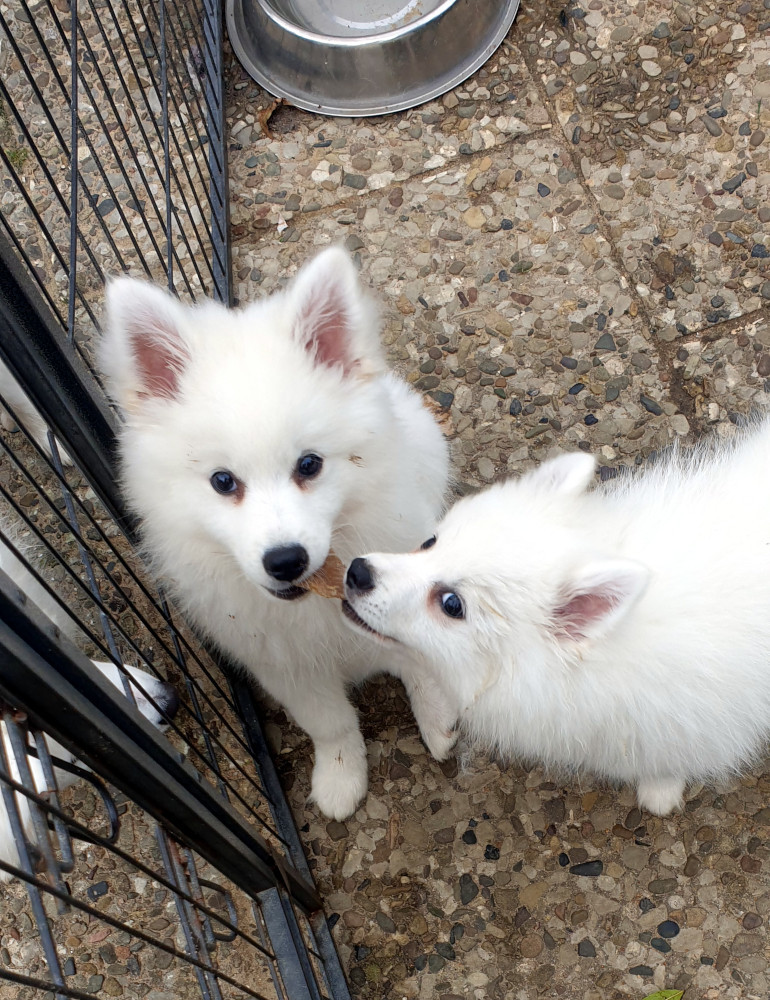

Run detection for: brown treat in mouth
[[422, 394, 454, 435], [301, 552, 345, 599]]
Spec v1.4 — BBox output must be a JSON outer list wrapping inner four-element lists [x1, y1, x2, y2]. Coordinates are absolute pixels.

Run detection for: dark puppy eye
[[420, 536, 436, 550], [440, 591, 464, 619], [296, 453, 323, 480], [211, 470, 238, 495]]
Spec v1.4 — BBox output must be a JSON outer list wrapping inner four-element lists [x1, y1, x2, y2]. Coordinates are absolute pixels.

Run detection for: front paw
[[310, 742, 368, 820], [636, 777, 685, 816], [421, 725, 459, 763], [0, 411, 17, 433]]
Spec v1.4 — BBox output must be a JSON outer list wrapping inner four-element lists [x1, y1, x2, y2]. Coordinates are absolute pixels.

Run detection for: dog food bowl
[[226, 0, 520, 117]]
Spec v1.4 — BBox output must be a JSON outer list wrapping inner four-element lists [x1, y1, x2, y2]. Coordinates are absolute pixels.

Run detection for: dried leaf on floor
[[257, 97, 285, 138], [422, 394, 455, 436]]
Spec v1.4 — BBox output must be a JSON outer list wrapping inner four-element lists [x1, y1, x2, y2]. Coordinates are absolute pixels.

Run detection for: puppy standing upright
[[344, 420, 770, 815], [100, 248, 453, 820]]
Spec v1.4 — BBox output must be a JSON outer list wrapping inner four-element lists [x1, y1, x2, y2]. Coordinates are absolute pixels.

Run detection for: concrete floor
[[225, 1, 770, 997]]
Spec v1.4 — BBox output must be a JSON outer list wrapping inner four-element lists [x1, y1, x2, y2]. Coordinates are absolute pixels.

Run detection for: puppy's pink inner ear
[[297, 293, 355, 373], [129, 317, 186, 398], [553, 590, 618, 640]]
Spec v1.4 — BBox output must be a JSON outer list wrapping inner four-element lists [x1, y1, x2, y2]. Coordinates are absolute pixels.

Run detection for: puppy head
[[101, 248, 390, 597], [344, 453, 649, 707]]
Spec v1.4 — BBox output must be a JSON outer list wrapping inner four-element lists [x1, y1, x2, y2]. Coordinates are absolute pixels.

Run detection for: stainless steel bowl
[[226, 0, 520, 117]]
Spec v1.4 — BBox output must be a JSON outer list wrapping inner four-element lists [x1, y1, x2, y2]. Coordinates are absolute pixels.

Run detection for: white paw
[[421, 725, 459, 763], [310, 742, 368, 821], [52, 442, 74, 467], [42, 435, 74, 467], [637, 777, 685, 816], [0, 410, 18, 433]]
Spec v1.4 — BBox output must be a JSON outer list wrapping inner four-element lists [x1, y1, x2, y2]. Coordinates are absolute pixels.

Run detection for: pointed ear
[[287, 247, 384, 377], [551, 558, 649, 642], [523, 453, 596, 496], [101, 278, 191, 410]]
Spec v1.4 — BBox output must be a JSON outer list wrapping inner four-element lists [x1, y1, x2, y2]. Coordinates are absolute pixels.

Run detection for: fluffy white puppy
[[100, 248, 451, 819], [344, 419, 770, 815]]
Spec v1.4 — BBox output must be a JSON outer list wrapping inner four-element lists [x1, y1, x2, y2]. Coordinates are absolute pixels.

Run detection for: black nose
[[157, 681, 179, 721], [346, 557, 375, 594], [263, 544, 309, 582]]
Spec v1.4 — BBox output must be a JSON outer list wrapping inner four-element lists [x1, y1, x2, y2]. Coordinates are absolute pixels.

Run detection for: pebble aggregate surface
[[227, 1, 770, 997]]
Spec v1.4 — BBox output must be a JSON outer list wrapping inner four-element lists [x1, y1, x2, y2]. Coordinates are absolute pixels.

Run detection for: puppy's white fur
[[100, 248, 450, 820], [345, 420, 770, 815], [0, 363, 72, 466]]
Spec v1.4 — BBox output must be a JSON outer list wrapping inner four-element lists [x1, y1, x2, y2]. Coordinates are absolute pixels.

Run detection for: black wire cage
[[0, 2, 349, 998]]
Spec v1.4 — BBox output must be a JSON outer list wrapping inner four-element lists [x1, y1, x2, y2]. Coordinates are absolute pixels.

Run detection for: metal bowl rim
[[254, 0, 458, 45], [226, 0, 520, 117]]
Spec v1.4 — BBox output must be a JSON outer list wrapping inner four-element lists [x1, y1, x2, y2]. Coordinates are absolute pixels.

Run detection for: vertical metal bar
[[308, 909, 351, 1000], [48, 433, 133, 700], [147, 1, 227, 247], [3, 713, 69, 908], [160, 597, 228, 799], [202, 0, 232, 305], [31, 729, 75, 873], [80, 0, 206, 291], [182, 847, 218, 950], [230, 678, 352, 1000], [68, 0, 79, 343], [159, 0, 174, 291], [117, 0, 220, 296], [258, 888, 317, 1000], [156, 828, 221, 1000], [0, 719, 67, 999], [229, 678, 309, 877], [252, 900, 291, 1000]]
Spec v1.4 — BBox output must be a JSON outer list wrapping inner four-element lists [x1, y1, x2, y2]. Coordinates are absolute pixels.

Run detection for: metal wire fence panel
[[0, 0, 230, 367], [0, 0, 348, 997]]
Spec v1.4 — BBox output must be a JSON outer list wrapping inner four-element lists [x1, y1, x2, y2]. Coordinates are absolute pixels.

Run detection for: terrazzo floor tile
[[521, 0, 770, 333], [221, 6, 770, 996], [232, 132, 687, 490], [227, 37, 545, 244]]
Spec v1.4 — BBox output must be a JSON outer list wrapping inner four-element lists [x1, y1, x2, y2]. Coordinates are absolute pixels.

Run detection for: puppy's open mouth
[[265, 584, 310, 601], [341, 600, 393, 641]]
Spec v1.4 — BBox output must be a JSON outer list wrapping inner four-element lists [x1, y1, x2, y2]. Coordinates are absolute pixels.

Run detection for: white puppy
[[343, 419, 770, 815], [0, 540, 179, 879], [100, 248, 451, 820]]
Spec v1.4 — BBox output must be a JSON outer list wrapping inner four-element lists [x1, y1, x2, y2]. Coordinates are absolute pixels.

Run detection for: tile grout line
[[691, 304, 770, 342], [512, 31, 709, 424], [511, 28, 770, 419], [229, 125, 556, 246], [515, 33, 656, 334]]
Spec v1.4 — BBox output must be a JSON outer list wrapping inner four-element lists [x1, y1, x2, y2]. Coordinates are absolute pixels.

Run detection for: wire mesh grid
[[0, 1, 346, 998], [0, 0, 229, 353]]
